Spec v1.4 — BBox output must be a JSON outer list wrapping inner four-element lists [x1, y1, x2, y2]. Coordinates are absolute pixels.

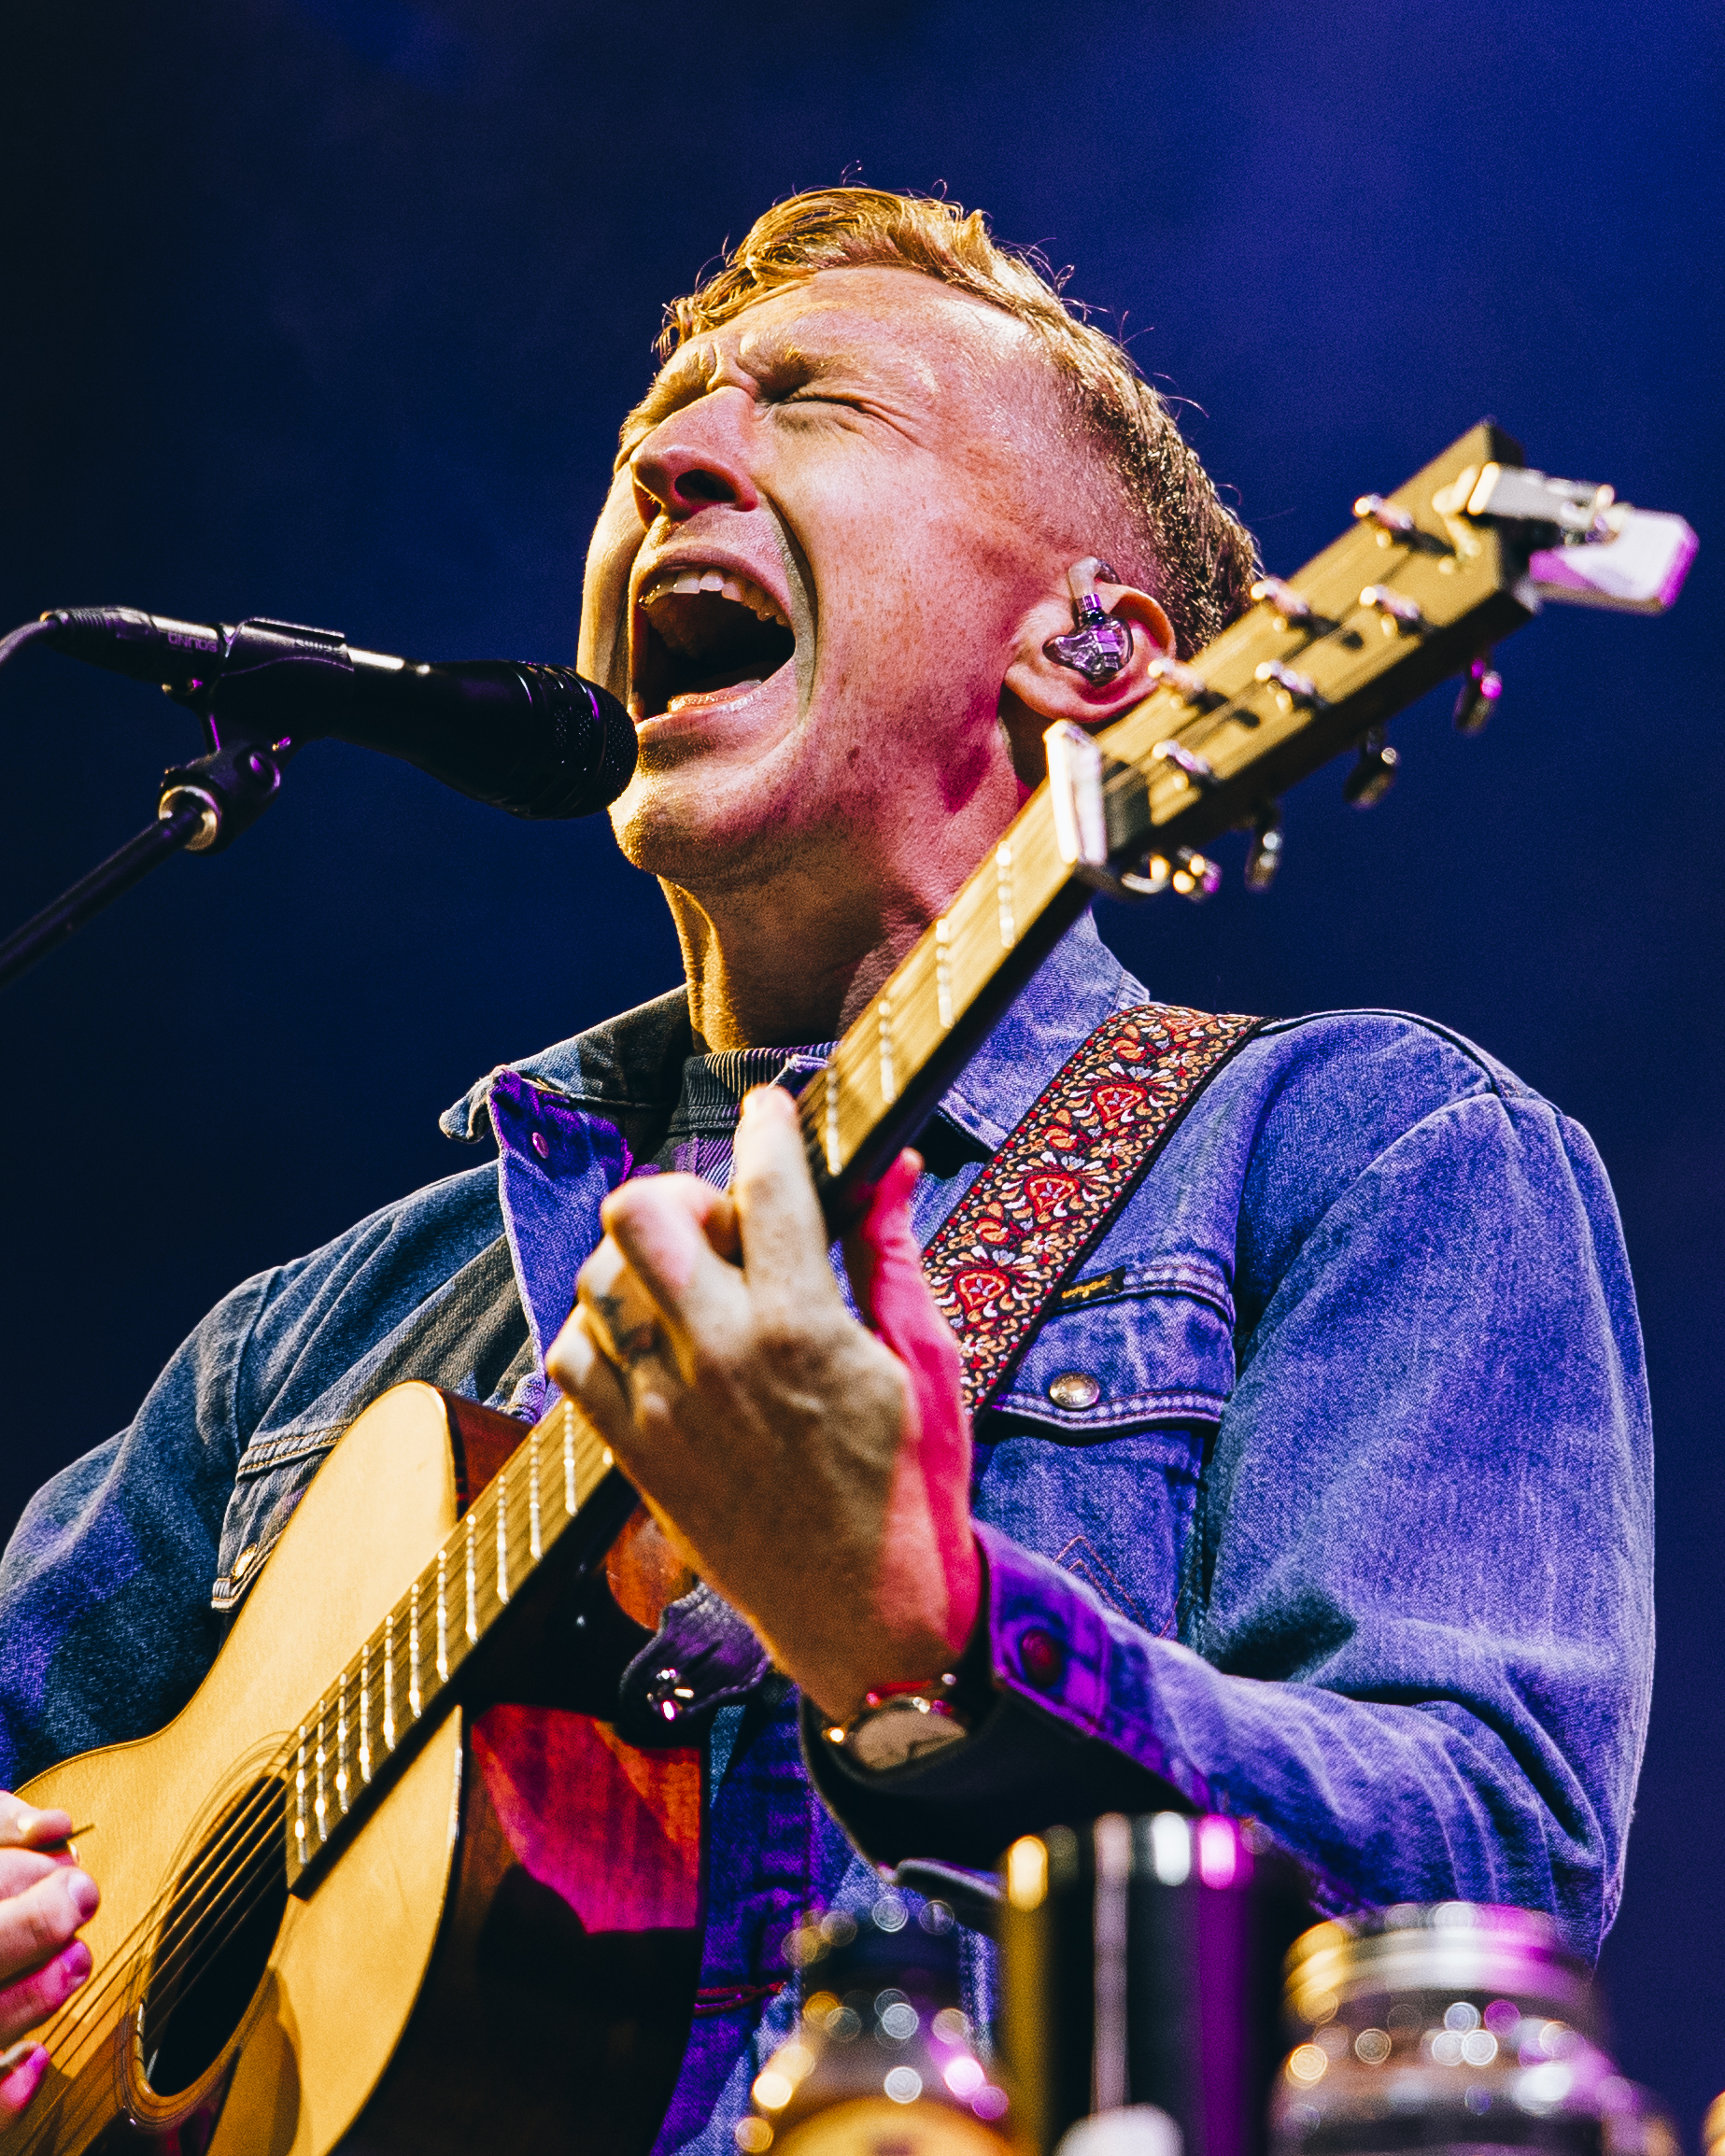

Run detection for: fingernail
[[66, 1870, 98, 1922], [0, 2041, 37, 2075]]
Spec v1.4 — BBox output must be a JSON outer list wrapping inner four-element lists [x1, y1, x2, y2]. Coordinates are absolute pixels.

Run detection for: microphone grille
[[518, 666, 637, 818]]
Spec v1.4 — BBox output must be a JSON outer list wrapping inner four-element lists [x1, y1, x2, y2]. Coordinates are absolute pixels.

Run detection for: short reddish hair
[[657, 188, 1258, 658]]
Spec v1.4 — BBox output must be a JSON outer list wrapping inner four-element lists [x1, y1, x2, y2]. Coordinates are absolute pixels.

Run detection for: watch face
[[846, 1698, 970, 1775]]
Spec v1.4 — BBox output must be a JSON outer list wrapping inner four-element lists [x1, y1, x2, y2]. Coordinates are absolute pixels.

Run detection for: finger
[[545, 1307, 637, 1451], [730, 1084, 841, 1302], [841, 1149, 969, 1484], [596, 1179, 752, 1367], [0, 1799, 72, 1853], [0, 1868, 96, 1992], [0, 1940, 92, 2048], [841, 1148, 923, 1333], [599, 1172, 738, 1261], [546, 1311, 691, 1538], [0, 2040, 48, 2124], [576, 1235, 667, 1372], [0, 1853, 64, 1903]]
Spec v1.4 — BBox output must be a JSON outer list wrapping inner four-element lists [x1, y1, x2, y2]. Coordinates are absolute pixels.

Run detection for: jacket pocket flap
[[985, 1261, 1235, 1434]]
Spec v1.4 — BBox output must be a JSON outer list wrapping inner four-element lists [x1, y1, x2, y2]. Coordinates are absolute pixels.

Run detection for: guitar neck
[[799, 784, 1092, 1218], [285, 1393, 629, 1895]]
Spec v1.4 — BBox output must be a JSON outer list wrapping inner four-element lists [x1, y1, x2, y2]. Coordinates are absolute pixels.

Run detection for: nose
[[631, 400, 760, 526]]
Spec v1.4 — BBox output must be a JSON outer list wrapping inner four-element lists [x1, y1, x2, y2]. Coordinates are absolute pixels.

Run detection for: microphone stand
[[0, 686, 294, 993]]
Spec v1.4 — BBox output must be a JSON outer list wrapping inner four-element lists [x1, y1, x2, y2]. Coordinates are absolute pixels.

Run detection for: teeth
[[665, 680, 764, 713], [640, 564, 789, 629]]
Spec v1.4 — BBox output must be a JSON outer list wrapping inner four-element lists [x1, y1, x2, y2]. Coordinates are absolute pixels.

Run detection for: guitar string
[[7, 1768, 290, 2153], [18, 896, 1066, 2115], [9, 538, 1440, 2150], [15, 1763, 284, 2081], [14, 805, 1068, 2125], [6, 748, 1105, 2107], [11, 1431, 614, 2145], [15, 725, 1262, 2145], [7, 1446, 547, 2136]]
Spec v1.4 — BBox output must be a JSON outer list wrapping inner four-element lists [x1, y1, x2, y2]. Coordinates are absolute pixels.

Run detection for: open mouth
[[632, 565, 797, 719]]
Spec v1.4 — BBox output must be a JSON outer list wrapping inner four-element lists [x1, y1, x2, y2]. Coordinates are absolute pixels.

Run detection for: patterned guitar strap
[[922, 1003, 1267, 1413]]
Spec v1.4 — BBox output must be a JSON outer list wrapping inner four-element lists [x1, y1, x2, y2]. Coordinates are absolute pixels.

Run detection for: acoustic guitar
[[5, 427, 1691, 2156]]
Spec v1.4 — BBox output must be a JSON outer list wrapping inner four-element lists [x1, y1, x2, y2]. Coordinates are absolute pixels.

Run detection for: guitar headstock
[[1048, 421, 1697, 896]]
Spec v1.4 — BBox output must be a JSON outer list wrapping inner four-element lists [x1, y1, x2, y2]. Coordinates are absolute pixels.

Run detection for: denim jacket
[[0, 913, 1653, 2156]]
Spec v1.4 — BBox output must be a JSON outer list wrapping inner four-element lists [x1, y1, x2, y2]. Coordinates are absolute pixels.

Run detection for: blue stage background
[[2, 0, 1718, 2132]]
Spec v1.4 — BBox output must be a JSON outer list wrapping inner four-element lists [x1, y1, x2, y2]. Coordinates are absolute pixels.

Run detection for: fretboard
[[284, 1393, 629, 1895]]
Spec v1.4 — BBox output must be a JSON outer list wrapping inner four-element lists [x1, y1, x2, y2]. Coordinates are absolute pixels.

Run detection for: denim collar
[[439, 907, 1144, 1160]]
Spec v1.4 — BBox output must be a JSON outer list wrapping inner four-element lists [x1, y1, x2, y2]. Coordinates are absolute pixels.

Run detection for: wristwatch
[[820, 1670, 975, 1774]]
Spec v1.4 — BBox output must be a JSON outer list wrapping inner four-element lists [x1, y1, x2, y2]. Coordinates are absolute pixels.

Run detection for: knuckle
[[683, 1335, 736, 1392]]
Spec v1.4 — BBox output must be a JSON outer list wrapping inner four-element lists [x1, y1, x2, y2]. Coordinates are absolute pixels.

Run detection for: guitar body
[[10, 1383, 697, 2156]]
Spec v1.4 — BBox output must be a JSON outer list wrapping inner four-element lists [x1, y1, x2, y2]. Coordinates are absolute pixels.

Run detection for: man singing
[[0, 189, 1652, 2153]]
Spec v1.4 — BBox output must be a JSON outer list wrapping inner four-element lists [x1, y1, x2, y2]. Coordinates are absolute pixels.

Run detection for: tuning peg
[[1171, 848, 1222, 901], [1250, 575, 1314, 628], [1152, 738, 1217, 788], [1360, 584, 1426, 635], [1343, 729, 1400, 809], [1353, 493, 1417, 541], [1255, 659, 1324, 711], [1244, 805, 1284, 892], [1146, 655, 1212, 705], [1452, 655, 1503, 735]]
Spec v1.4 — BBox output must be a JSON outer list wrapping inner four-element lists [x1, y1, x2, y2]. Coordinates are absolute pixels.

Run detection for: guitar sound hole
[[138, 1776, 289, 2097]]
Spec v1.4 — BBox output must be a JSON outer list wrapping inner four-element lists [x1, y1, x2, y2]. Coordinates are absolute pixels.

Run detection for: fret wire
[[314, 1698, 328, 1844], [995, 839, 1017, 948], [530, 1428, 542, 1561], [291, 1374, 643, 1853], [824, 1064, 841, 1176], [383, 1612, 395, 1750], [934, 917, 954, 1029]]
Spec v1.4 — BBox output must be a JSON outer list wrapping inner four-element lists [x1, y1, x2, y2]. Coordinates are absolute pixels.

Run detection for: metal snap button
[[1047, 1370, 1101, 1411], [530, 1130, 550, 1160]]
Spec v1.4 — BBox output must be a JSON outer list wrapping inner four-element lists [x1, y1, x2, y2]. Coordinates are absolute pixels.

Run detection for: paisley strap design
[[924, 1004, 1266, 1413]]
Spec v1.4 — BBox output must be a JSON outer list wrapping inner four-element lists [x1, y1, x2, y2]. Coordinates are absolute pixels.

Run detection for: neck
[[663, 867, 925, 1053], [663, 797, 1031, 1051]]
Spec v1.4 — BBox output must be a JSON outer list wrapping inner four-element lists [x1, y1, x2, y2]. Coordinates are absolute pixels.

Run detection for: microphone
[[36, 605, 637, 820]]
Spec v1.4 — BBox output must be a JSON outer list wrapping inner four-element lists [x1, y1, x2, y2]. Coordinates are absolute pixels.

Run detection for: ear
[[997, 575, 1176, 790]]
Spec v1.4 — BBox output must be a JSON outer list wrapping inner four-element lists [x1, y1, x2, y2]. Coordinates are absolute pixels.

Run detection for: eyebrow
[[613, 312, 918, 468], [615, 346, 720, 466]]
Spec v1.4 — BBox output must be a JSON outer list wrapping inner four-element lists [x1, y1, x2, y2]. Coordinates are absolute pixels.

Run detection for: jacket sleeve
[[807, 1086, 1654, 1964], [0, 1161, 522, 1791], [0, 1274, 269, 1789]]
